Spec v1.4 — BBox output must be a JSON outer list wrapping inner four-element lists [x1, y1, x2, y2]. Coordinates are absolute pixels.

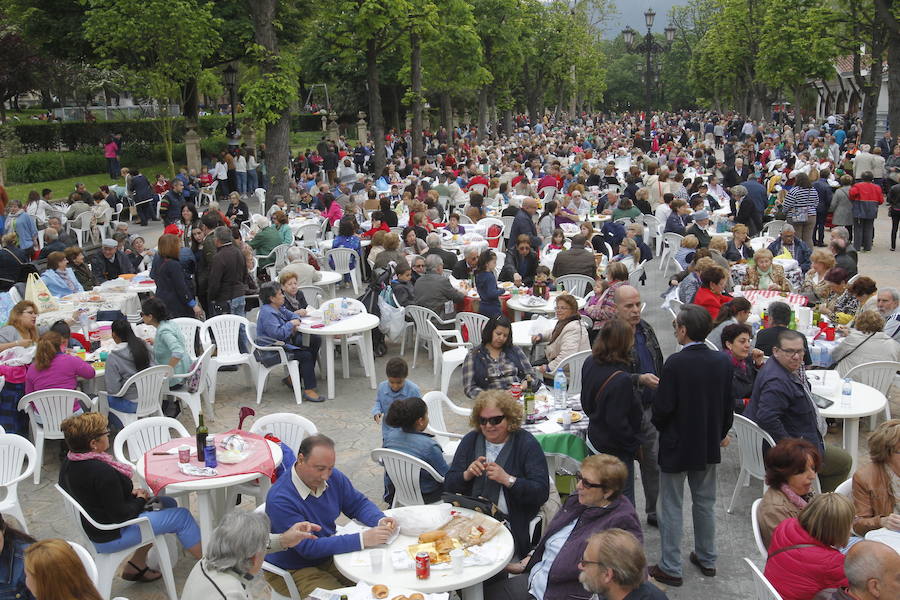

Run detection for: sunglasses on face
[[478, 415, 505, 426], [575, 471, 605, 489]]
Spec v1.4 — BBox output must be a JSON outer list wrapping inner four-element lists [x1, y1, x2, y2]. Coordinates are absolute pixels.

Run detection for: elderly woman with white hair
[[181, 510, 320, 600], [248, 213, 283, 268], [280, 245, 323, 287]]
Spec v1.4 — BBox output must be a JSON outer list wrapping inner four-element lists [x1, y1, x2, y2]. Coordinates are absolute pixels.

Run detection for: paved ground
[[15, 207, 900, 600]]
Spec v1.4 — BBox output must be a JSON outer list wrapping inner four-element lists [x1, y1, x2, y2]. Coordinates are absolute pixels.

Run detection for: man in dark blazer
[[422, 233, 458, 270], [650, 304, 733, 587], [551, 234, 596, 278], [507, 197, 541, 250]]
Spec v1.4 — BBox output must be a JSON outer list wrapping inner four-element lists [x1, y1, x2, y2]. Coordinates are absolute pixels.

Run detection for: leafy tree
[[0, 20, 44, 122]]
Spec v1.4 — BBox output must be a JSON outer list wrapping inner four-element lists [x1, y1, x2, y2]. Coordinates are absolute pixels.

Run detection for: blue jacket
[[767, 238, 811, 272], [371, 379, 421, 437], [255, 303, 303, 367], [744, 179, 768, 214], [475, 270, 502, 317], [0, 538, 33, 600], [745, 358, 824, 456], [41, 268, 84, 297], [444, 429, 549, 558], [813, 179, 833, 214], [664, 211, 686, 235], [652, 344, 734, 473], [384, 429, 449, 494], [265, 467, 385, 570]]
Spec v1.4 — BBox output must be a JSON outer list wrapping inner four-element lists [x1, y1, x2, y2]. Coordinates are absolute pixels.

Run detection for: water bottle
[[340, 299, 348, 318], [841, 377, 853, 409], [553, 368, 567, 410]]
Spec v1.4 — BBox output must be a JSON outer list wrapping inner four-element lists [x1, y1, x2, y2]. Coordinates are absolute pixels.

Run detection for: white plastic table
[[506, 291, 586, 321], [807, 370, 888, 470], [511, 318, 557, 346], [314, 270, 343, 297], [296, 311, 380, 399], [333, 507, 514, 600], [135, 438, 283, 552], [864, 528, 900, 554]]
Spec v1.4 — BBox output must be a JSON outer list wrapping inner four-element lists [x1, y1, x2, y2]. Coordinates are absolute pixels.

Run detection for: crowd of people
[[0, 108, 899, 600]]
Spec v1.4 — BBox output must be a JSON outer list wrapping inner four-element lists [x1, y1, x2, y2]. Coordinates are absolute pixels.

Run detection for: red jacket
[[361, 220, 390, 239], [849, 181, 883, 203], [693, 286, 731, 320], [764, 518, 848, 600]]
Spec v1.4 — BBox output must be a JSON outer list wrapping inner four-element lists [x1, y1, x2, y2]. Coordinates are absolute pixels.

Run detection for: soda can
[[510, 382, 522, 403], [415, 551, 431, 579]]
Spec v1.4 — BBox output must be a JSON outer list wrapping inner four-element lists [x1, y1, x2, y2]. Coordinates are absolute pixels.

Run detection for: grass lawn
[[4, 162, 172, 202], [290, 131, 357, 153]]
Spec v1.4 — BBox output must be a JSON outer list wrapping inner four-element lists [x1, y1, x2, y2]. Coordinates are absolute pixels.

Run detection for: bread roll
[[371, 584, 389, 598], [417, 530, 447, 544]]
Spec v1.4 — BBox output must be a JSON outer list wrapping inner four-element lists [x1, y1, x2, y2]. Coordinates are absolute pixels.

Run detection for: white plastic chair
[[166, 344, 216, 426], [325, 248, 361, 295], [761, 220, 786, 238], [0, 434, 36, 532], [454, 312, 490, 348], [198, 181, 217, 206], [254, 188, 266, 214], [659, 232, 684, 272], [750, 498, 768, 560], [478, 217, 505, 250], [843, 360, 899, 429], [18, 389, 94, 484], [68, 540, 99, 588], [834, 478, 853, 499], [297, 223, 320, 248], [55, 484, 178, 600], [468, 183, 488, 196], [641, 214, 661, 248], [501, 215, 516, 240], [556, 350, 591, 396], [319, 298, 372, 380], [744, 557, 784, 600], [298, 285, 325, 309], [254, 503, 302, 600], [113, 417, 190, 494], [420, 319, 468, 395], [261, 244, 292, 281], [69, 211, 95, 247], [629, 260, 647, 286], [404, 305, 462, 370], [201, 315, 254, 409], [247, 322, 305, 405], [555, 274, 595, 298], [371, 448, 446, 508], [728, 414, 776, 513], [422, 391, 471, 454], [171, 317, 203, 361], [98, 365, 172, 428], [538, 187, 558, 202]]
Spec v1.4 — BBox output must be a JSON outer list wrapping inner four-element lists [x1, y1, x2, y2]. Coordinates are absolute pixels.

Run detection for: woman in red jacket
[[765, 493, 853, 600], [693, 264, 732, 320]]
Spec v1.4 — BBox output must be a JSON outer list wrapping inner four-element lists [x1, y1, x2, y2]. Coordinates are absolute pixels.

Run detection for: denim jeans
[[247, 170, 258, 193], [657, 464, 717, 576], [237, 172, 247, 196], [92, 497, 200, 553]]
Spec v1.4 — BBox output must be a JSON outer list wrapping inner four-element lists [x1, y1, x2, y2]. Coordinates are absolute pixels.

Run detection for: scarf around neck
[[780, 483, 811, 509], [67, 451, 134, 479]]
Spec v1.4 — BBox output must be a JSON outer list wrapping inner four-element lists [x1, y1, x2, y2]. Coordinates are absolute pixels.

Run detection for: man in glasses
[[744, 329, 852, 492], [650, 304, 734, 587], [579, 529, 669, 599]]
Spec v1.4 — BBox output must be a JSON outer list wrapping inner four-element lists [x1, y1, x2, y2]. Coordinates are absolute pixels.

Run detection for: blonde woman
[[800, 248, 836, 303], [532, 294, 590, 376], [851, 419, 900, 536], [743, 248, 790, 291], [24, 539, 103, 600]]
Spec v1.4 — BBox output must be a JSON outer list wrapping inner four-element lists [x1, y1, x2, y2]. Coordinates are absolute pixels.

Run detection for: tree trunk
[[391, 85, 402, 133], [248, 0, 290, 210], [503, 108, 513, 137], [366, 39, 386, 177], [440, 92, 452, 130], [477, 86, 489, 142], [860, 64, 883, 146], [410, 31, 423, 160], [887, 32, 900, 134], [183, 77, 200, 129]]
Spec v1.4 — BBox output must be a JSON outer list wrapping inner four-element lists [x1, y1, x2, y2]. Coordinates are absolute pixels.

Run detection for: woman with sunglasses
[[58, 413, 202, 584], [444, 389, 550, 560], [487, 454, 642, 600]]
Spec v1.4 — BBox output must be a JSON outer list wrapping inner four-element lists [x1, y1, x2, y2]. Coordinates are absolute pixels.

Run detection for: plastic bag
[[378, 293, 406, 342], [24, 273, 58, 313]]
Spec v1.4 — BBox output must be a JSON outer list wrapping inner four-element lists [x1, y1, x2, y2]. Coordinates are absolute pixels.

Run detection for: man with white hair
[[501, 194, 520, 217], [423, 232, 457, 270], [813, 540, 900, 600], [853, 144, 877, 181], [281, 246, 323, 287], [452, 245, 480, 280], [248, 213, 282, 267], [876, 288, 900, 340]]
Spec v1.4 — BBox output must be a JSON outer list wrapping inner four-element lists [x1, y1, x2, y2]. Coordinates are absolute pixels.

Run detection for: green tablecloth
[[534, 432, 589, 495]]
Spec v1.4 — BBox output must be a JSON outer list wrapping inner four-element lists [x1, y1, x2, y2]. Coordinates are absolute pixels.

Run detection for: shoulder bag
[[827, 332, 876, 370]]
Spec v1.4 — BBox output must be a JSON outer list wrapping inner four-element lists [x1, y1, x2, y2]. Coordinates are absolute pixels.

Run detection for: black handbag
[[440, 492, 507, 522]]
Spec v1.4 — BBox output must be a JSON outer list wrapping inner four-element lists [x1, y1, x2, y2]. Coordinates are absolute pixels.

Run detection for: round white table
[[807, 370, 888, 470], [506, 291, 586, 321], [135, 438, 283, 553], [296, 310, 380, 399], [864, 528, 900, 554], [333, 507, 514, 600], [314, 270, 343, 296]]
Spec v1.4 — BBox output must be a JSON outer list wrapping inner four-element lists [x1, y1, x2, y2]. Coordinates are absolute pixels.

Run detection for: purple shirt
[[26, 352, 96, 397]]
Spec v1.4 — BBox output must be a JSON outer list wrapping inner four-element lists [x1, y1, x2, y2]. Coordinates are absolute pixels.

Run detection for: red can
[[510, 382, 522, 403], [415, 551, 431, 579]]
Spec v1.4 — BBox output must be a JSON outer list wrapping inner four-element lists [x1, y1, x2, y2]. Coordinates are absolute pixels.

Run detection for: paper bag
[[24, 273, 59, 313]]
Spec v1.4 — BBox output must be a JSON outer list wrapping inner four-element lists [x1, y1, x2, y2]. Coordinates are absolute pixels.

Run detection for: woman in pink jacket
[[765, 493, 852, 600], [25, 331, 96, 420], [320, 192, 343, 228]]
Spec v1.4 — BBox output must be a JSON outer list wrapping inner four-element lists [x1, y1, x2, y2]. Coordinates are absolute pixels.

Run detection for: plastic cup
[[369, 549, 384, 573], [178, 445, 191, 464], [450, 549, 465, 574]]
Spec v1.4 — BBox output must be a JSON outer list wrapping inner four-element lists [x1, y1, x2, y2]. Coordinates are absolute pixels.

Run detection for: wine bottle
[[196, 413, 208, 463]]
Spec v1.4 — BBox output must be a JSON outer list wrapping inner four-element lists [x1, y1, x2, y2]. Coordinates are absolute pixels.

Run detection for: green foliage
[[240, 45, 302, 127], [598, 38, 644, 112]]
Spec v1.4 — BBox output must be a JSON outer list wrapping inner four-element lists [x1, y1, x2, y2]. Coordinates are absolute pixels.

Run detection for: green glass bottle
[[196, 413, 208, 462], [523, 377, 535, 424]]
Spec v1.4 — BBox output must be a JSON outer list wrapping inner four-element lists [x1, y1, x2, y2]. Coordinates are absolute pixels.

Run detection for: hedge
[[14, 113, 355, 152], [5, 136, 229, 184]]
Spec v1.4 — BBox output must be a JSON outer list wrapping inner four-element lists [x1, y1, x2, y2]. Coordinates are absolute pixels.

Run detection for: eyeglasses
[[575, 471, 605, 489], [413, 263, 425, 269], [776, 347, 804, 357], [578, 559, 605, 568], [478, 415, 505, 426], [92, 430, 110, 440]]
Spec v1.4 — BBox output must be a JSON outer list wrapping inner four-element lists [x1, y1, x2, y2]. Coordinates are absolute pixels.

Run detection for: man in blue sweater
[[265, 435, 398, 597]]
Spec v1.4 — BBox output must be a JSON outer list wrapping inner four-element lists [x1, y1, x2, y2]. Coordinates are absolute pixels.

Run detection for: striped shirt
[[783, 186, 819, 220]]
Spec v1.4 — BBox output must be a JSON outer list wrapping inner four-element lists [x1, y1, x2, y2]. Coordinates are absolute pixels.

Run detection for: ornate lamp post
[[223, 64, 237, 134], [622, 9, 675, 140]]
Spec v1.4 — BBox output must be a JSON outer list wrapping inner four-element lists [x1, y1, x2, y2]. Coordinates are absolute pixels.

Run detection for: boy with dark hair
[[371, 357, 421, 438]]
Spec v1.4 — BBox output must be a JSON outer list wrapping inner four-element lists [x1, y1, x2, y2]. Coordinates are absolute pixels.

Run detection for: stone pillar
[[405, 115, 412, 131], [451, 110, 459, 129], [423, 107, 431, 132], [244, 122, 257, 151], [356, 111, 368, 144], [327, 114, 340, 143], [462, 110, 470, 126], [321, 114, 328, 132], [185, 128, 201, 173]]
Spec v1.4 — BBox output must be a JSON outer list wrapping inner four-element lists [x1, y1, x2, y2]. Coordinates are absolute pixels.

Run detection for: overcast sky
[[603, 1, 681, 38]]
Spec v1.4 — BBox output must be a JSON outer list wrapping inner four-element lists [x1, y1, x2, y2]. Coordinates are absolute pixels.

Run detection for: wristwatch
[[507, 475, 517, 487]]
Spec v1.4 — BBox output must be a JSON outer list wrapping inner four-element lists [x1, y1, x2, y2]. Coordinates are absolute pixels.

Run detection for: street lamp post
[[622, 9, 675, 144], [223, 64, 237, 134]]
